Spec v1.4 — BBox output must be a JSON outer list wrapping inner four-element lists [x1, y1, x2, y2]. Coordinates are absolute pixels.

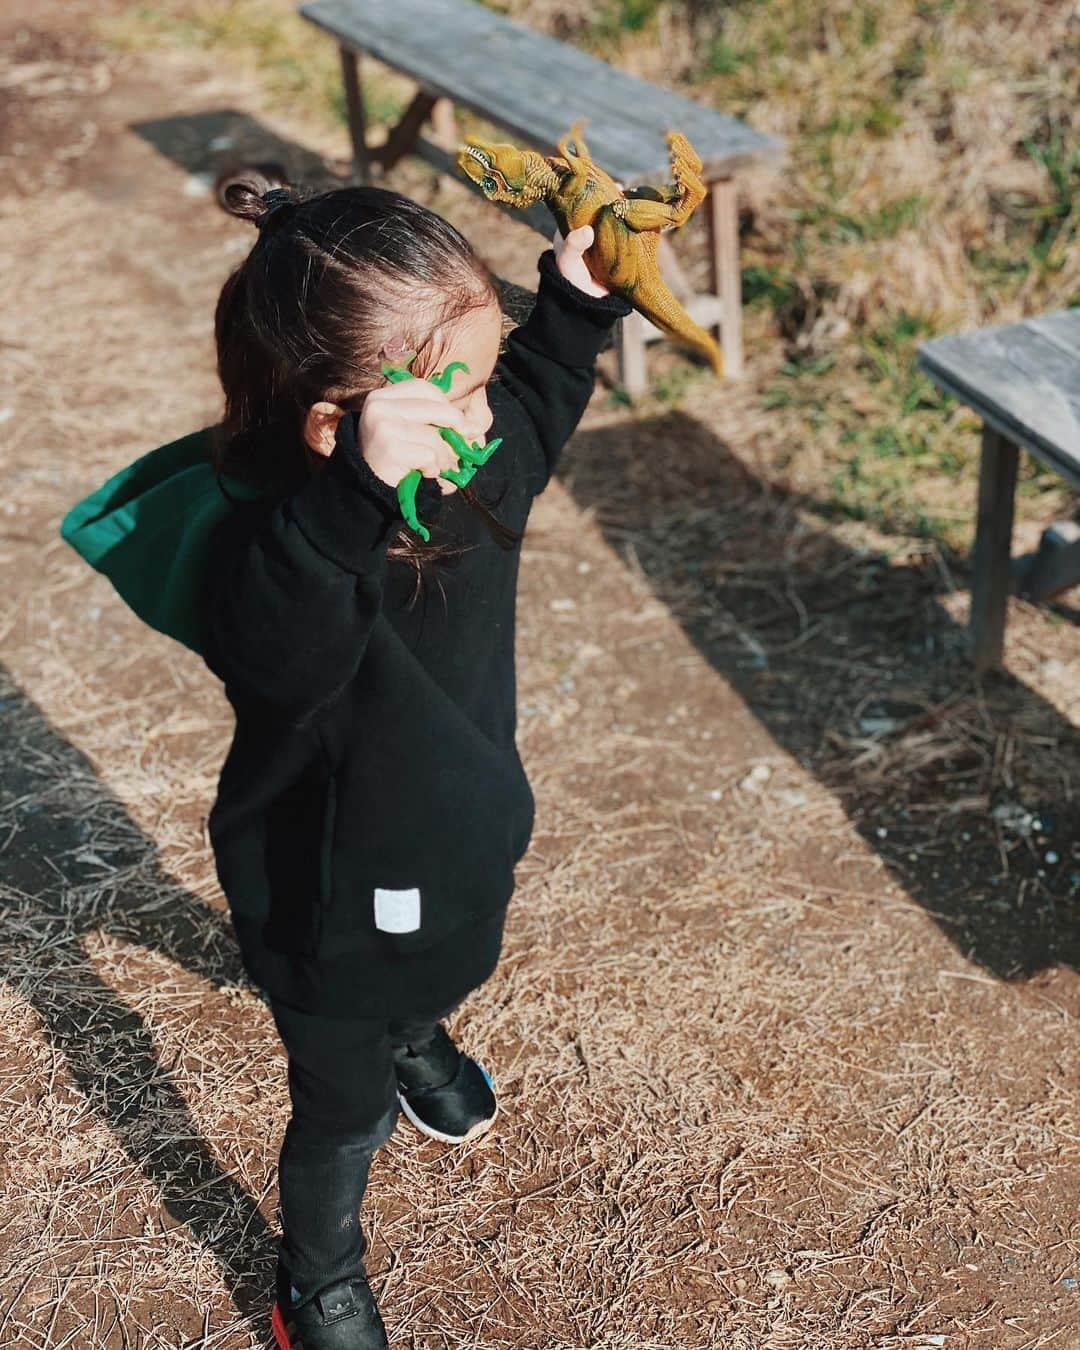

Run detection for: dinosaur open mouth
[[462, 145, 492, 169]]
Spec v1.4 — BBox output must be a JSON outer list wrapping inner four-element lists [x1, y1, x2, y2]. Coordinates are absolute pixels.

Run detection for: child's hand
[[357, 380, 471, 495], [553, 224, 611, 298]]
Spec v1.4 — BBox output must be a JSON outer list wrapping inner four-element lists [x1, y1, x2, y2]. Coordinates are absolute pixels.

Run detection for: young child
[[201, 171, 631, 1349]]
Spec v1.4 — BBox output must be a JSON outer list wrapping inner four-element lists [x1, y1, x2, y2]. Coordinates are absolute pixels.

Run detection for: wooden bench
[[918, 309, 1080, 672], [299, 0, 782, 394]]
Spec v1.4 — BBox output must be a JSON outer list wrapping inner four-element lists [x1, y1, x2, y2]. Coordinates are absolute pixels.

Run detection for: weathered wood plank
[[970, 427, 1019, 672], [300, 0, 782, 184], [918, 317, 1080, 486], [1025, 308, 1080, 361]]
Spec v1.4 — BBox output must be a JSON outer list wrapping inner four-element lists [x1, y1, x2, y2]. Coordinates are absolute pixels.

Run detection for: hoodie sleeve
[[493, 246, 633, 498], [201, 413, 444, 729]]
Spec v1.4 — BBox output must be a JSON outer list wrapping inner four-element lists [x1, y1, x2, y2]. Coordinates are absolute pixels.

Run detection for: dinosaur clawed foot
[[665, 129, 705, 193], [663, 128, 706, 208], [665, 129, 703, 175]]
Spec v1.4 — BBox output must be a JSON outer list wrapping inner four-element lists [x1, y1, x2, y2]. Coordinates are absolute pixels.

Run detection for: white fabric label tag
[[374, 886, 422, 933]]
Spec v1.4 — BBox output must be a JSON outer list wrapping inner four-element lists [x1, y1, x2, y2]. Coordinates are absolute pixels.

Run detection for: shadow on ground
[[0, 664, 276, 1323], [558, 410, 1080, 978], [129, 107, 541, 324], [131, 106, 346, 192]]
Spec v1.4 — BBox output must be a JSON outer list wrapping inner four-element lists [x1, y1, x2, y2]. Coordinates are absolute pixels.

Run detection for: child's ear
[[303, 401, 343, 458]]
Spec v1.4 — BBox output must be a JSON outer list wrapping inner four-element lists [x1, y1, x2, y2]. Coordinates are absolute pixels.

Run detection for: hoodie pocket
[[318, 769, 337, 906], [263, 766, 337, 958]]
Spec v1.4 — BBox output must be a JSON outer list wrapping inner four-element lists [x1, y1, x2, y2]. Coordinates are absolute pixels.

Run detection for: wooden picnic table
[[299, 0, 782, 394], [918, 309, 1080, 672]]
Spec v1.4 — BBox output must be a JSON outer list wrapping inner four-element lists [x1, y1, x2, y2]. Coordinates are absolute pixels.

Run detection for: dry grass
[[0, 1, 1078, 1347]]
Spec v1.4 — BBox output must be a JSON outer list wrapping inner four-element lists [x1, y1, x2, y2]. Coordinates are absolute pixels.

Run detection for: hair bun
[[257, 187, 296, 233], [215, 163, 295, 230]]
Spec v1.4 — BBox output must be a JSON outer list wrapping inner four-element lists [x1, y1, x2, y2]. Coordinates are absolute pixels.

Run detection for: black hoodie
[[200, 247, 633, 1017]]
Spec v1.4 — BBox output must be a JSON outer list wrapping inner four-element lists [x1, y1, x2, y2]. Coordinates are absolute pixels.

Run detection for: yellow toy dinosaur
[[456, 117, 723, 376]]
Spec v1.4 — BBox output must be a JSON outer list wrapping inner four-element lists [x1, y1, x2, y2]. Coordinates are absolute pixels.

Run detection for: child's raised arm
[[201, 394, 458, 729], [493, 243, 632, 498]]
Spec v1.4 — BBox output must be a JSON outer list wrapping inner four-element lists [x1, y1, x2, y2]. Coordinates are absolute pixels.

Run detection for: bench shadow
[[558, 410, 1079, 979], [130, 106, 349, 190], [128, 107, 541, 324], [0, 664, 277, 1325]]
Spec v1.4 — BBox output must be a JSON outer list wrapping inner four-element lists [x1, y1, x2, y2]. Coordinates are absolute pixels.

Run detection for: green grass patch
[[584, 0, 665, 49]]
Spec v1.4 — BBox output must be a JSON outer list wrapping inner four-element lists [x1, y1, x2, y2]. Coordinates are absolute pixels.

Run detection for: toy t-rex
[[456, 117, 723, 376]]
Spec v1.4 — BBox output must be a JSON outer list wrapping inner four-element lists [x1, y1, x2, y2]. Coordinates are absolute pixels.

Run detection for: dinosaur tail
[[626, 276, 724, 377]]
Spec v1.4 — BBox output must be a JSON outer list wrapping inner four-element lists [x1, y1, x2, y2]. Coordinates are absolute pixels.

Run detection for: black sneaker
[[392, 1023, 497, 1144], [271, 1260, 389, 1350]]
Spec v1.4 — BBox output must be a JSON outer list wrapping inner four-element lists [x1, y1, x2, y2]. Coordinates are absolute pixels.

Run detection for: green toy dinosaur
[[456, 117, 723, 376], [378, 354, 503, 541]]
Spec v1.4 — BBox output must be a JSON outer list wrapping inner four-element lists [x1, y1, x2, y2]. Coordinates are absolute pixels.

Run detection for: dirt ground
[[1, 3, 1078, 1347]]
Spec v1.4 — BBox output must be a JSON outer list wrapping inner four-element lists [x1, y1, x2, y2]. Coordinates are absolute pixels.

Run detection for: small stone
[[183, 172, 214, 197], [992, 803, 1036, 836], [765, 1269, 793, 1288]]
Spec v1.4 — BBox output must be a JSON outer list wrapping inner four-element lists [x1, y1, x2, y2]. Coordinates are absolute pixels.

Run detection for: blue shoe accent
[[394, 1026, 498, 1144]]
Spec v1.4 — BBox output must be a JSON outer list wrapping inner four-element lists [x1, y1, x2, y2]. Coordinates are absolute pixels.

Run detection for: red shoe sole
[[271, 1303, 293, 1350]]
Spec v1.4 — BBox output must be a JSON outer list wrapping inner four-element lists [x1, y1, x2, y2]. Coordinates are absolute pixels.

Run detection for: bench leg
[[970, 425, 1019, 673], [378, 89, 439, 172], [339, 46, 372, 184], [705, 177, 744, 378], [614, 309, 649, 399], [429, 95, 460, 192]]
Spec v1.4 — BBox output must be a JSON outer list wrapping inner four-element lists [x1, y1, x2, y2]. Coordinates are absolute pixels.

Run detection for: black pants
[[268, 905, 508, 1297]]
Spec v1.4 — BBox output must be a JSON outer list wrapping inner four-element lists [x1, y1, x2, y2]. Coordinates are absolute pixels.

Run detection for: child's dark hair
[[212, 168, 521, 604]]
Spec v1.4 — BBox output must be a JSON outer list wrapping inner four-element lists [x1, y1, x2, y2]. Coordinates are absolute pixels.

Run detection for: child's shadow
[[0, 663, 275, 1322]]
